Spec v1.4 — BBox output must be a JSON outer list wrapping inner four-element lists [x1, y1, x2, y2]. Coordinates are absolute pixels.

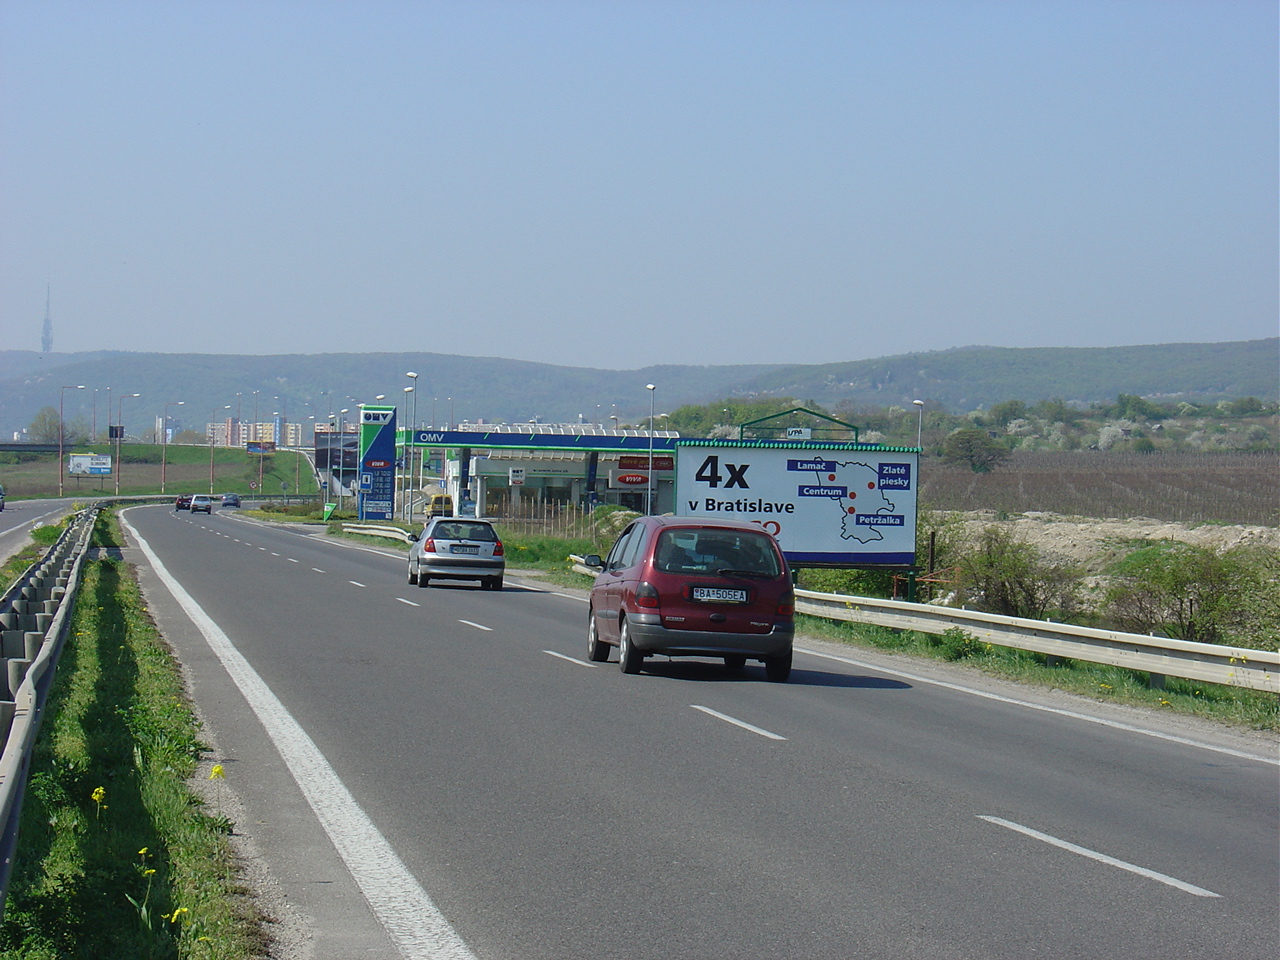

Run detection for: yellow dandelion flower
[[209, 764, 225, 780]]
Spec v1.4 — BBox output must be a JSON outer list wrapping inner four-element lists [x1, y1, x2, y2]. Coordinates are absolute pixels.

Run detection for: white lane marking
[[288, 558, 298, 563], [552, 592, 589, 603], [977, 816, 1222, 898], [271, 552, 281, 557], [121, 515, 478, 960], [796, 646, 1278, 766], [258, 546, 267, 551], [691, 705, 787, 741], [313, 568, 326, 574], [544, 650, 598, 668], [396, 598, 421, 607], [458, 620, 493, 632], [349, 581, 366, 588]]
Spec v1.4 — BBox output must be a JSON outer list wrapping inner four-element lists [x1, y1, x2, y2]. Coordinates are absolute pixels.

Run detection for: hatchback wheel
[[408, 562, 418, 585], [617, 618, 643, 674], [764, 650, 792, 683], [587, 610, 609, 662]]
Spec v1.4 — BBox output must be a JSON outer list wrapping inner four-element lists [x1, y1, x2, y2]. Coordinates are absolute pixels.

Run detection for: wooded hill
[[1, 338, 1274, 438]]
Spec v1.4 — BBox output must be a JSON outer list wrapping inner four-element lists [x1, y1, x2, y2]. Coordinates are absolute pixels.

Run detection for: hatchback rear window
[[432, 522, 497, 541], [653, 529, 781, 577]]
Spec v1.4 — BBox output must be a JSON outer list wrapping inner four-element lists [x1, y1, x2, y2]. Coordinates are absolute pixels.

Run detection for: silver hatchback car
[[408, 518, 505, 590]]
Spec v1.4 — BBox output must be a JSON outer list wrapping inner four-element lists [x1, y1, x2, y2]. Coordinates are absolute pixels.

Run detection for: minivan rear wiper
[[716, 568, 773, 579]]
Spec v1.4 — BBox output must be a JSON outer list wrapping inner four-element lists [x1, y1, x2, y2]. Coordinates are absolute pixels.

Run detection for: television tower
[[41, 284, 53, 354]]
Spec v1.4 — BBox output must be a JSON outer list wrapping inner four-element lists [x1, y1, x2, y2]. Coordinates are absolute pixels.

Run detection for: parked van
[[426, 493, 454, 517]]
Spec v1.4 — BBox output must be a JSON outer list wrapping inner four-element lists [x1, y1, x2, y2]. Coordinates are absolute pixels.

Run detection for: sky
[[2, 0, 1275, 371]]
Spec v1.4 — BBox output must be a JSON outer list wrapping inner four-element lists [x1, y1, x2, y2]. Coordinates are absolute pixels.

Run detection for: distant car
[[425, 493, 454, 517], [175, 495, 193, 511], [190, 495, 214, 514], [220, 493, 241, 507], [407, 517, 505, 590], [585, 516, 794, 681]]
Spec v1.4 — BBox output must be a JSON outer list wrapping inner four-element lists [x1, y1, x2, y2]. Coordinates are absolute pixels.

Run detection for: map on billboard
[[675, 442, 918, 566]]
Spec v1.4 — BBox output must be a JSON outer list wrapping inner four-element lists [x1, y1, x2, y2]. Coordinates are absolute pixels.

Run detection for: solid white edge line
[[977, 816, 1222, 898], [544, 650, 598, 668], [121, 514, 478, 960], [691, 705, 787, 741], [458, 620, 493, 632], [796, 646, 1278, 766]]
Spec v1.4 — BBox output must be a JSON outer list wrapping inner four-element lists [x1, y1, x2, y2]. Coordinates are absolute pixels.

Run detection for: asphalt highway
[[119, 504, 1278, 960]]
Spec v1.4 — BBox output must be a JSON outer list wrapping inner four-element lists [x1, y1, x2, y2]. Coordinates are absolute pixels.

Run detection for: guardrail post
[[4, 660, 30, 699], [1148, 673, 1165, 690], [906, 569, 917, 604]]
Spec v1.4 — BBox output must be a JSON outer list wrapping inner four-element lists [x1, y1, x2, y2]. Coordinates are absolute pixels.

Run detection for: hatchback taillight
[[494, 540, 504, 557], [776, 589, 795, 617], [635, 582, 660, 609], [423, 538, 437, 553]]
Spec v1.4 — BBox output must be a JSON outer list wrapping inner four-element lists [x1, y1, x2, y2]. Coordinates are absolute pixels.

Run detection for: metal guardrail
[[0, 507, 99, 918], [566, 556, 1278, 692], [341, 523, 413, 544]]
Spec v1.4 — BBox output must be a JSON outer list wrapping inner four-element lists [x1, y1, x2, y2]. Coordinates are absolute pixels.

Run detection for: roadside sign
[[675, 442, 918, 566], [358, 405, 397, 520], [509, 467, 525, 485]]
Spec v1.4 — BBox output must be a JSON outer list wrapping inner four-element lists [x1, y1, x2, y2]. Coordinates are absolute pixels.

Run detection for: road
[[0, 498, 79, 567], [119, 504, 1278, 960]]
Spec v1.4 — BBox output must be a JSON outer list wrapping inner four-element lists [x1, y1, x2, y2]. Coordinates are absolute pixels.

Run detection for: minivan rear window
[[653, 529, 781, 577]]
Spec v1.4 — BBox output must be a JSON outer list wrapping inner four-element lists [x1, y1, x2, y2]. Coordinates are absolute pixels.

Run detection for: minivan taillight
[[776, 589, 795, 617], [635, 582, 660, 609]]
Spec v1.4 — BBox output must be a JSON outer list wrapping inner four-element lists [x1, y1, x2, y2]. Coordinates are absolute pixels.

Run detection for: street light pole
[[161, 401, 184, 495], [912, 399, 925, 451], [404, 377, 417, 520], [646, 383, 656, 515], [57, 384, 85, 497], [114, 393, 140, 495]]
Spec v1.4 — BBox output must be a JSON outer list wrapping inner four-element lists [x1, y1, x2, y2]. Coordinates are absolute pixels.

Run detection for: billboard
[[68, 454, 112, 476], [246, 441, 277, 454], [675, 442, 918, 566], [358, 405, 397, 520]]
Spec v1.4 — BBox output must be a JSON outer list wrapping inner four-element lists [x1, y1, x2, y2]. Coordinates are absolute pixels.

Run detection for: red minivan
[[585, 516, 795, 681]]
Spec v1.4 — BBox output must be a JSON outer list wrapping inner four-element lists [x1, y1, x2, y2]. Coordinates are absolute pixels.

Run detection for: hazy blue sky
[[2, 1, 1275, 370]]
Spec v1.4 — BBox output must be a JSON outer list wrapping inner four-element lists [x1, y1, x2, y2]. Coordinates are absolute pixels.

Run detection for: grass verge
[[0, 511, 265, 960], [797, 615, 1279, 732]]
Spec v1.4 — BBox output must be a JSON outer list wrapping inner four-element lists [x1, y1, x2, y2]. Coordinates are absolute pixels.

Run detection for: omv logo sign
[[363, 411, 393, 424]]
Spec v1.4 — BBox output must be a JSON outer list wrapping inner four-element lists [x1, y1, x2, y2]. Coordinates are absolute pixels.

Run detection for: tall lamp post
[[161, 401, 184, 495], [114, 393, 140, 495], [57, 384, 85, 497], [645, 383, 656, 515], [403, 378, 417, 520], [912, 399, 925, 451]]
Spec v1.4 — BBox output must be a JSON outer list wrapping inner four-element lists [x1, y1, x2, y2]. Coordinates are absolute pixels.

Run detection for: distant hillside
[[0, 339, 1273, 439], [736, 339, 1279, 411]]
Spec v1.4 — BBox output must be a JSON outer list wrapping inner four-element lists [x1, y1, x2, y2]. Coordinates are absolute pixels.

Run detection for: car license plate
[[451, 545, 480, 555], [692, 586, 748, 603]]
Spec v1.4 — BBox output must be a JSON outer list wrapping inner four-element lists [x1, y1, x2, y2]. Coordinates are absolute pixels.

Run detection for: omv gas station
[[358, 407, 922, 571]]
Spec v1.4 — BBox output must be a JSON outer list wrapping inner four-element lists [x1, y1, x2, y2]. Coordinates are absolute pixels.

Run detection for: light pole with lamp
[[912, 399, 925, 450], [57, 384, 85, 497], [645, 383, 656, 514], [114, 393, 140, 495], [403, 382, 417, 520], [210, 405, 231, 494], [160, 401, 184, 495]]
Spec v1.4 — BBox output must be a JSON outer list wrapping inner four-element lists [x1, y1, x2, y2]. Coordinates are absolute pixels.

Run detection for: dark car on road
[[174, 495, 193, 510], [407, 518, 505, 590], [585, 516, 795, 681], [220, 493, 241, 507]]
